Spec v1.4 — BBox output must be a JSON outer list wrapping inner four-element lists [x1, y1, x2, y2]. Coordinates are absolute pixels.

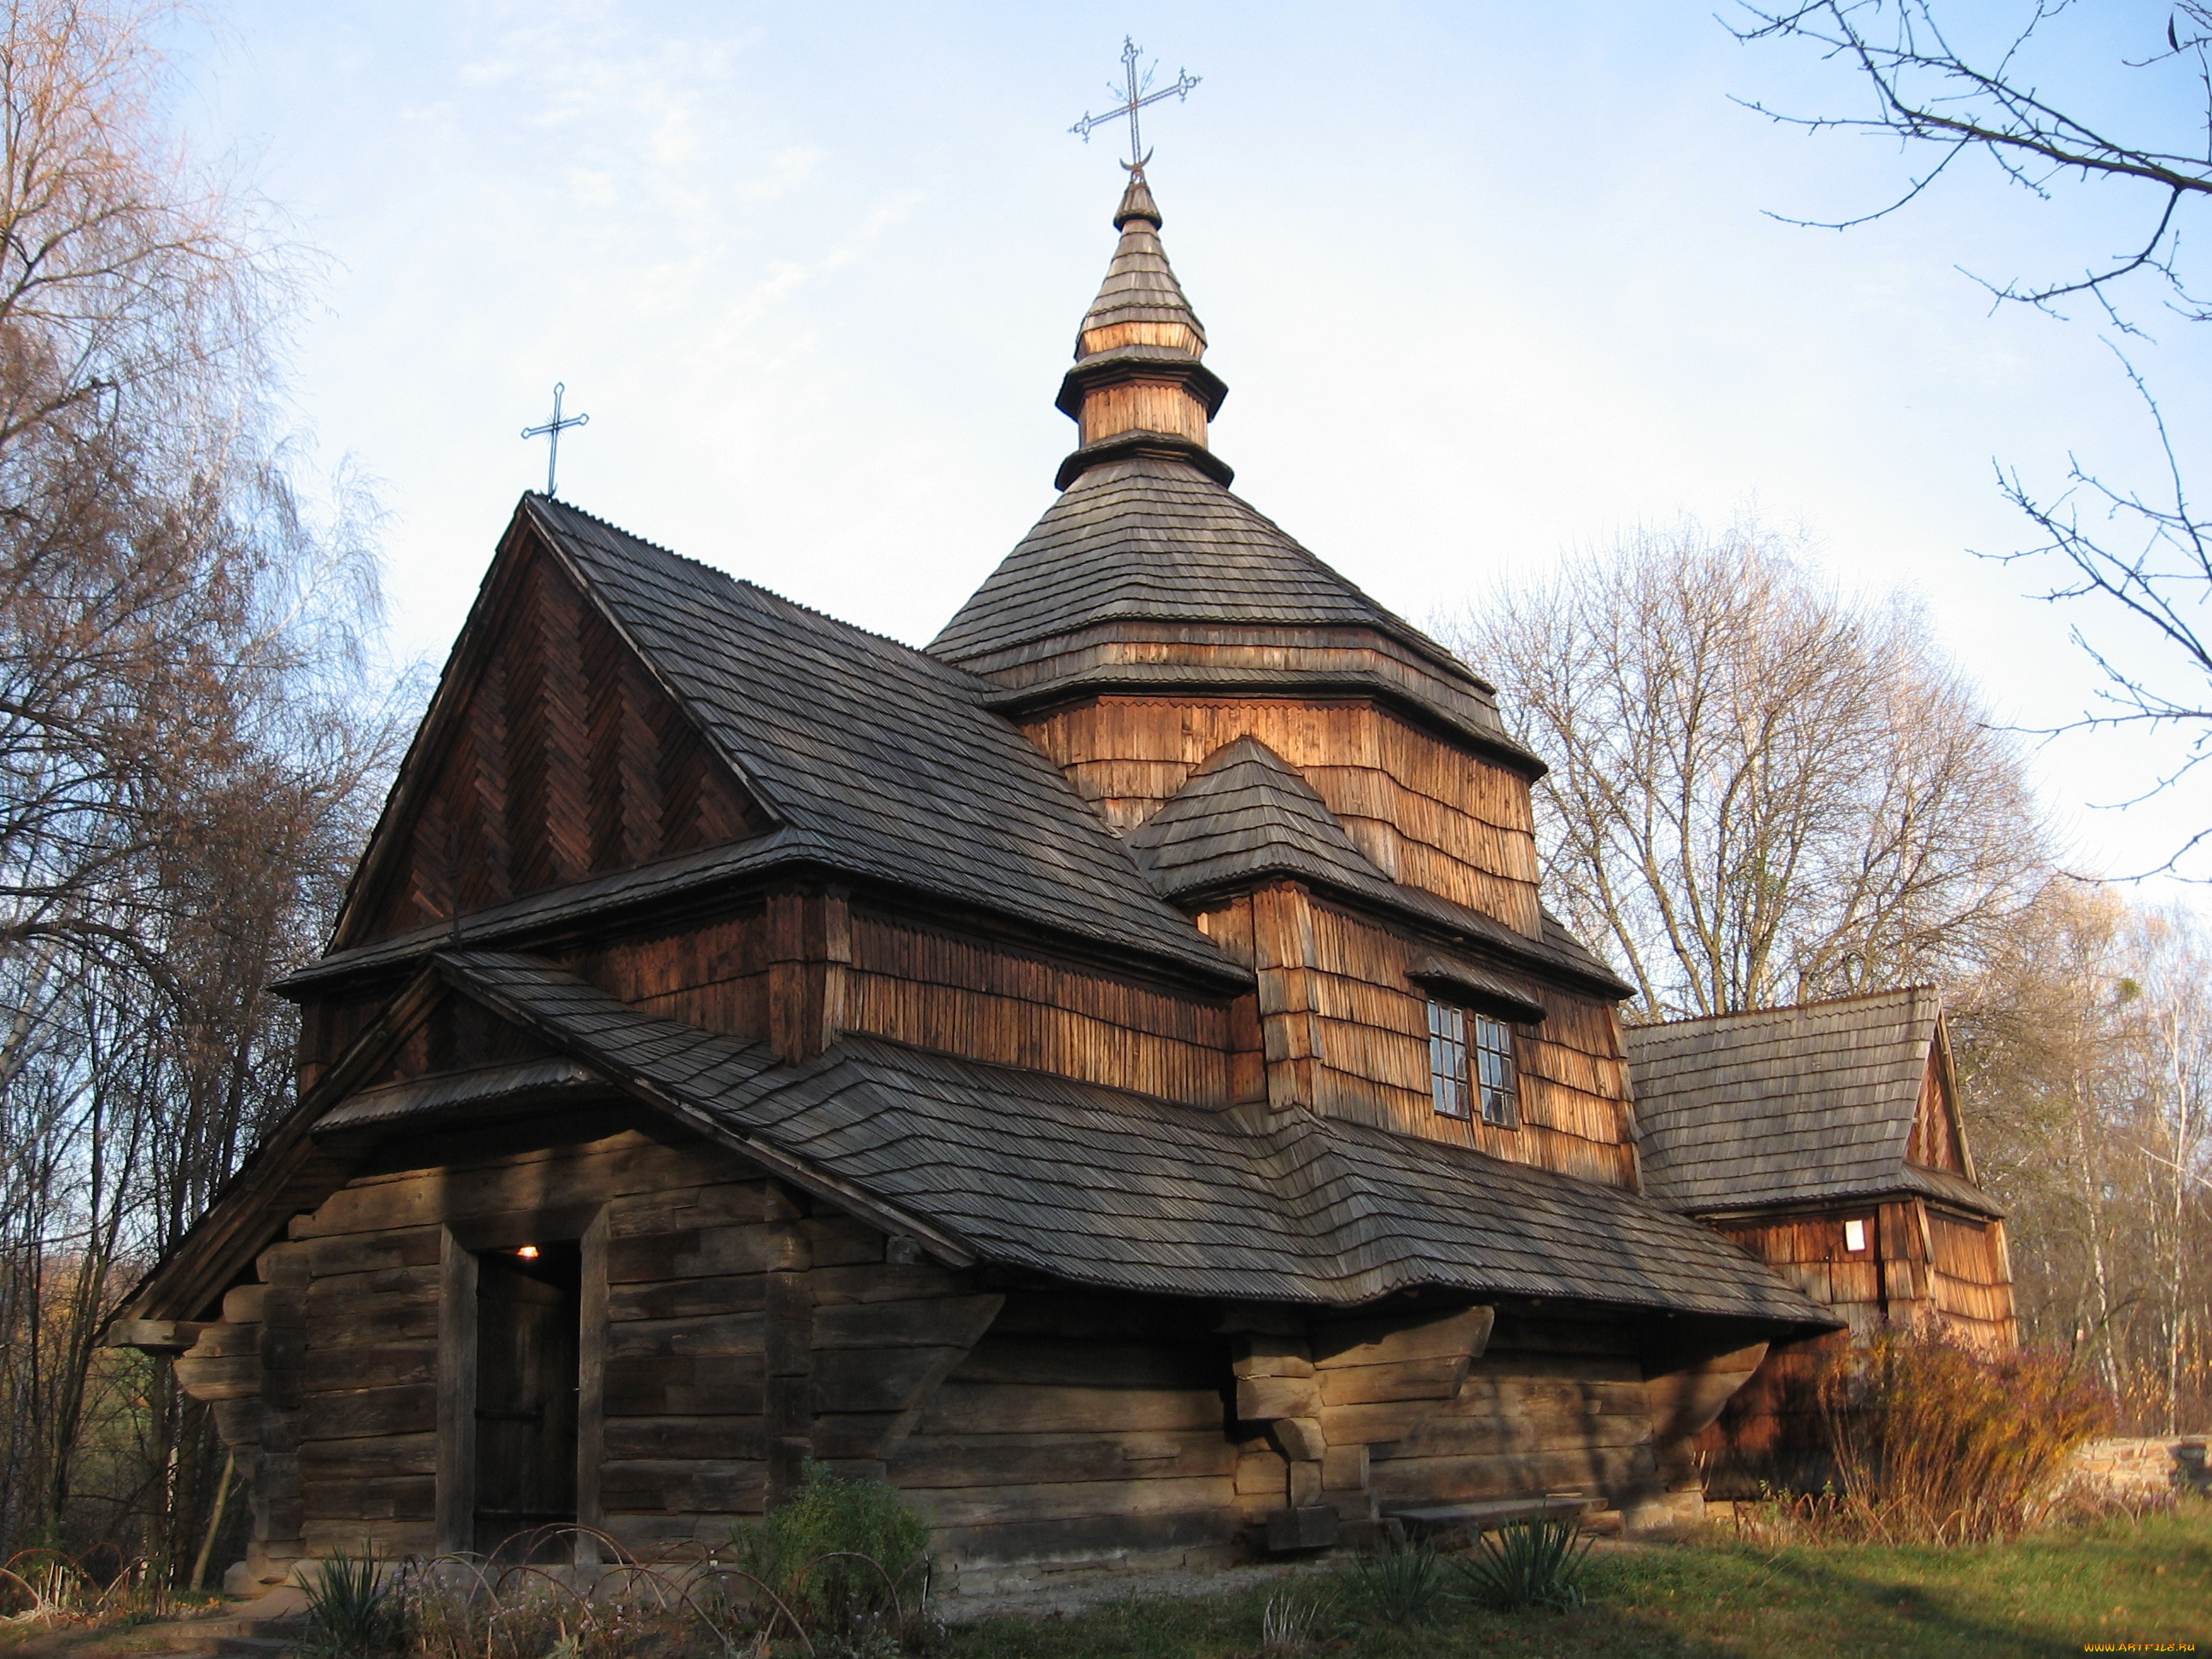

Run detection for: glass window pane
[[1471, 1013, 1519, 1128], [1427, 1000, 1469, 1119]]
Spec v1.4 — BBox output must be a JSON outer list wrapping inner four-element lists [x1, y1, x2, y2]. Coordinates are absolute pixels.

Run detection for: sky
[[162, 1, 2212, 905]]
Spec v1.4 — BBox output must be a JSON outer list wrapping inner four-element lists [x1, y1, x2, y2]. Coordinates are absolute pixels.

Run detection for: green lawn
[[950, 1506, 2212, 1659]]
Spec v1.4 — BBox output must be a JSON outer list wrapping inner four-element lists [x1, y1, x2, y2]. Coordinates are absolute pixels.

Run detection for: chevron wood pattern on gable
[[346, 544, 765, 945]]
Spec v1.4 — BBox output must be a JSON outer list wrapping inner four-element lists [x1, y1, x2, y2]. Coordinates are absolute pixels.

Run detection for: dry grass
[[0, 1548, 216, 1648]]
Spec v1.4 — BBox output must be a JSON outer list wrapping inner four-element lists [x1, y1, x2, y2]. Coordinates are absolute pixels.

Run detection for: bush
[[736, 1462, 933, 1644], [1451, 1517, 1592, 1611], [1817, 1322, 2111, 1542]]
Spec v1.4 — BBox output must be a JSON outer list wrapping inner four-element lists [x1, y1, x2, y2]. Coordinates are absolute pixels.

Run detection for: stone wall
[[2062, 1437, 2211, 1501]]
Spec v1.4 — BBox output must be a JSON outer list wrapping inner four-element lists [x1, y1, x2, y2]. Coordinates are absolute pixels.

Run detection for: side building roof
[[1625, 987, 2000, 1219]]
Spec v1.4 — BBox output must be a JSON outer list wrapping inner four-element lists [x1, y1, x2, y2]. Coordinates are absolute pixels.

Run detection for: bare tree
[[1733, 2, 2212, 866], [0, 0, 393, 1574], [1953, 884, 2212, 1429], [1445, 519, 2047, 1018]]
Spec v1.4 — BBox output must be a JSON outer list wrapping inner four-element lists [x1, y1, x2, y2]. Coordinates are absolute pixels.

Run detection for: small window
[[1427, 1000, 1520, 1128], [1471, 1011, 1520, 1128], [1427, 1000, 1470, 1119], [1842, 1218, 1869, 1254]]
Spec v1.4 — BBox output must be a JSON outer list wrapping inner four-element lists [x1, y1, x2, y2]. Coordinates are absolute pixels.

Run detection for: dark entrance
[[472, 1240, 581, 1560]]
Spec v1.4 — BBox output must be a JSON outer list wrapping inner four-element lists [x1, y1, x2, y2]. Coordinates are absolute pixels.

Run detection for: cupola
[[1053, 171, 1229, 486]]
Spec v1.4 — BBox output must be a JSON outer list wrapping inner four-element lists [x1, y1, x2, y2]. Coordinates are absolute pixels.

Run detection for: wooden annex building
[[1627, 987, 2017, 1493], [114, 172, 1839, 1595]]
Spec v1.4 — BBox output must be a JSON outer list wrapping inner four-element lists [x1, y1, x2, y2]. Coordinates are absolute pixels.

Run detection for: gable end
[[335, 521, 769, 948]]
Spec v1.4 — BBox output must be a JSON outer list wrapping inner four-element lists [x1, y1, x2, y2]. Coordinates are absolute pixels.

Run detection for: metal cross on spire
[[521, 381, 591, 498], [1069, 37, 1200, 175]]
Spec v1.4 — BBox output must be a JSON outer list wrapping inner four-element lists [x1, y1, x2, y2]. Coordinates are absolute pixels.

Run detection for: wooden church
[[113, 172, 1835, 1595], [1627, 987, 2017, 1493]]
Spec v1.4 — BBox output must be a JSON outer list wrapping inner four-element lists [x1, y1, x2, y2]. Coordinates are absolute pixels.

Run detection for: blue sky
[[166, 2, 2212, 899]]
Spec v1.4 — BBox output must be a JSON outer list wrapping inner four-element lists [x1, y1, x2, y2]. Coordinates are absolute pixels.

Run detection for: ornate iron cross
[[1070, 37, 1200, 174], [521, 382, 591, 498]]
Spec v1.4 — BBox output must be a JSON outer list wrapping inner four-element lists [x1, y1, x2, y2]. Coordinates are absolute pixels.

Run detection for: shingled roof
[[1128, 736, 1393, 899], [433, 950, 1829, 1324], [1077, 172, 1207, 349], [929, 454, 1466, 673], [287, 496, 1244, 992], [1627, 987, 1999, 1218]]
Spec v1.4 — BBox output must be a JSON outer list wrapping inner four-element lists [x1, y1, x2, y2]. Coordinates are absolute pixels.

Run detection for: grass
[[948, 1505, 2212, 1659]]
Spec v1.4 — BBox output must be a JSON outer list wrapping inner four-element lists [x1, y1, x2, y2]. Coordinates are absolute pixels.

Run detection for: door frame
[[434, 1206, 608, 1562]]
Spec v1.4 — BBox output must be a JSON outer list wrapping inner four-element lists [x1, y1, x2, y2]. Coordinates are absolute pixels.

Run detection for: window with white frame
[[1427, 999, 1520, 1128]]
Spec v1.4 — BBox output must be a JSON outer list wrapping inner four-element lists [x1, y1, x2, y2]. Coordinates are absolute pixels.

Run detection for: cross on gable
[[1070, 37, 1201, 174], [521, 381, 591, 498]]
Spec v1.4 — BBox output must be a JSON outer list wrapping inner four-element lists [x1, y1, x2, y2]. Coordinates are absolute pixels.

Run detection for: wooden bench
[[1382, 1496, 1598, 1539]]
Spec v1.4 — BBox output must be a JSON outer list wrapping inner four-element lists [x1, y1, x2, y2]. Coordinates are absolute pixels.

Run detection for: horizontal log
[[303, 1476, 435, 1522], [184, 1322, 263, 1361], [602, 1418, 768, 1462], [306, 1264, 441, 1311], [812, 1347, 968, 1416], [1401, 1412, 1652, 1459], [598, 1514, 742, 1549], [304, 1344, 437, 1393], [300, 1432, 438, 1480], [813, 1295, 1002, 1353], [604, 1359, 762, 1417], [302, 1385, 437, 1441], [607, 1313, 765, 1360], [950, 1337, 1214, 1390], [1466, 1353, 1644, 1384], [1445, 1377, 1651, 1416], [224, 1285, 267, 1324], [295, 1137, 707, 1237], [601, 1459, 767, 1514], [900, 1474, 1233, 1530], [800, 1216, 882, 1267], [606, 1225, 804, 1284], [303, 1225, 444, 1278], [608, 1275, 769, 1323], [300, 1301, 440, 1348], [606, 1181, 784, 1237], [810, 1264, 976, 1307], [176, 1353, 263, 1403], [1313, 1308, 1493, 1370], [299, 1520, 438, 1557], [925, 1508, 1233, 1569], [1317, 1358, 1467, 1407], [1370, 1445, 1656, 1506], [917, 1382, 1224, 1437], [891, 1430, 1235, 1489], [1237, 1375, 1320, 1420]]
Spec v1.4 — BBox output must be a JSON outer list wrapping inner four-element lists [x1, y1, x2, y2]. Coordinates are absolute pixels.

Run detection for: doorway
[[471, 1240, 581, 1560]]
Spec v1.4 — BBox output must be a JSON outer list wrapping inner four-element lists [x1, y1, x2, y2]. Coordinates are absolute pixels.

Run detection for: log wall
[[1016, 698, 1542, 937], [888, 1292, 1240, 1583], [172, 1114, 1004, 1575]]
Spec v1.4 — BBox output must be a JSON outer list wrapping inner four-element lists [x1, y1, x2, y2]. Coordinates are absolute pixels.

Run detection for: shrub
[[1817, 1321, 2111, 1542], [1451, 1517, 1592, 1611], [1334, 1536, 1448, 1626], [736, 1462, 933, 1644]]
